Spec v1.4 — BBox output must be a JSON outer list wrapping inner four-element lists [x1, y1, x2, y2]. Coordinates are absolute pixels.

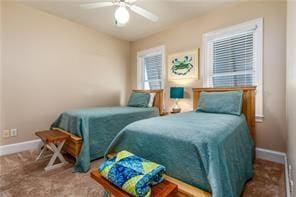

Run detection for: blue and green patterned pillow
[[196, 91, 243, 116], [128, 92, 150, 108]]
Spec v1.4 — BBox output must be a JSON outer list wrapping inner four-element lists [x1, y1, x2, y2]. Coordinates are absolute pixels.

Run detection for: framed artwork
[[168, 49, 199, 81]]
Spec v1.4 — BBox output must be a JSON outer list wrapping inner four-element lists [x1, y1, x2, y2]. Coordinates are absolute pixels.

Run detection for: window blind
[[206, 31, 256, 88], [203, 19, 263, 119], [143, 54, 163, 90]]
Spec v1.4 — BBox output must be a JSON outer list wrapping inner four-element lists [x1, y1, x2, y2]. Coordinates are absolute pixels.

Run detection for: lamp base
[[172, 99, 181, 113]]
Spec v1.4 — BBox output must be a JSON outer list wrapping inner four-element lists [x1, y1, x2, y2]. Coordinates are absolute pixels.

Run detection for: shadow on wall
[[164, 86, 195, 112], [165, 76, 202, 112], [50, 90, 125, 129], [93, 90, 124, 107], [256, 106, 286, 151]]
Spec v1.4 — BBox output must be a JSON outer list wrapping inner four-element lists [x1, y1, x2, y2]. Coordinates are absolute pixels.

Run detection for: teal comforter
[[106, 111, 254, 197], [51, 106, 159, 172]]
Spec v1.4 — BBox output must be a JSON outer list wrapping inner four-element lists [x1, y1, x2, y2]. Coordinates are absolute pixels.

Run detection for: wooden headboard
[[132, 89, 164, 115], [192, 86, 256, 142]]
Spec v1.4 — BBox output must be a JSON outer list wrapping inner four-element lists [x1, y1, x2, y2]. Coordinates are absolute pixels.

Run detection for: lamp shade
[[170, 87, 184, 99]]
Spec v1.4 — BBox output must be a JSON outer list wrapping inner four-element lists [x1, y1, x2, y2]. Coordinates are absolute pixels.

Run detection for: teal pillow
[[128, 92, 150, 107], [196, 91, 243, 115]]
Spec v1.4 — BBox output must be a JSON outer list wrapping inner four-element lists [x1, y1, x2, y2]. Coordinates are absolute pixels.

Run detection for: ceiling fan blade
[[127, 0, 137, 3], [128, 5, 159, 22], [80, 2, 114, 10]]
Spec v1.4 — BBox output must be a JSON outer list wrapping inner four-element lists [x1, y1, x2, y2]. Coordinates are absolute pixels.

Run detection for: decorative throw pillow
[[148, 93, 156, 107], [196, 91, 243, 115], [128, 92, 150, 107]]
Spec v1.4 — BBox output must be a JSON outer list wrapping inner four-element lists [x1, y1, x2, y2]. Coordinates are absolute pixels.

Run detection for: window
[[203, 18, 263, 120], [137, 46, 165, 90]]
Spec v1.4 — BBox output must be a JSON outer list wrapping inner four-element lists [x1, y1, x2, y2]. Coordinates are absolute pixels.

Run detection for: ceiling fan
[[80, 0, 159, 27]]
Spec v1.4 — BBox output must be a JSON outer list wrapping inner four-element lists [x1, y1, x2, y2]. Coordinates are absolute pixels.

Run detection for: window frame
[[202, 18, 263, 121], [137, 45, 166, 90]]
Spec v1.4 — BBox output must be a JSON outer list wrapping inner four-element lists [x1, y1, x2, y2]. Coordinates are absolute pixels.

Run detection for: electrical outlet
[[288, 164, 294, 195], [10, 128, 17, 137], [290, 180, 294, 195], [289, 165, 292, 179], [2, 130, 10, 138]]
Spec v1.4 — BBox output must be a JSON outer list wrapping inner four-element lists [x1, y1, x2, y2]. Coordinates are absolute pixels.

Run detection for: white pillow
[[148, 93, 156, 107]]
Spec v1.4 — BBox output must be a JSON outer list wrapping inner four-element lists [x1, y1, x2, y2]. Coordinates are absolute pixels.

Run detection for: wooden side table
[[90, 170, 178, 197], [35, 130, 69, 171]]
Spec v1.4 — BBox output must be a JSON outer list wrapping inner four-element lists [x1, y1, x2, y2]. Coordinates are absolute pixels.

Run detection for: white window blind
[[203, 18, 263, 120], [207, 31, 256, 87], [137, 46, 165, 90], [143, 54, 163, 89]]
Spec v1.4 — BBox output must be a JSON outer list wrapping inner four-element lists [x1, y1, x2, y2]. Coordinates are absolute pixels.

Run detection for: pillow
[[196, 91, 243, 115], [148, 93, 156, 107], [128, 92, 150, 107]]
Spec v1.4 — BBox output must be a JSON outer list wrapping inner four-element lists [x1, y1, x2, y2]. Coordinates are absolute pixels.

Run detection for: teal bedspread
[[106, 111, 254, 197], [51, 106, 159, 172]]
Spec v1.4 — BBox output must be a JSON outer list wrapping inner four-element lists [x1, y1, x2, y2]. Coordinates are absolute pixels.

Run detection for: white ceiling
[[21, 0, 236, 41]]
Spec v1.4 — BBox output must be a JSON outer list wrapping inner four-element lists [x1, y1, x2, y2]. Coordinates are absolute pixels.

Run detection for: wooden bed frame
[[107, 86, 256, 197], [54, 89, 164, 158], [192, 86, 256, 141]]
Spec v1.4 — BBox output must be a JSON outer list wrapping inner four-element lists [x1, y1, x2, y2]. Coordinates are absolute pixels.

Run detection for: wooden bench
[[90, 170, 178, 197], [35, 130, 70, 171]]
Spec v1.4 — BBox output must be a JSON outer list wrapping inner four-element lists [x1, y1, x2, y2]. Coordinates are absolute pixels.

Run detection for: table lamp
[[170, 87, 184, 113]]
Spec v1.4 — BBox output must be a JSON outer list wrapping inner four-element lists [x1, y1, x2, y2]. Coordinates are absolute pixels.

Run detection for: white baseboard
[[255, 147, 290, 197], [285, 156, 291, 197], [0, 139, 42, 157], [256, 147, 286, 164]]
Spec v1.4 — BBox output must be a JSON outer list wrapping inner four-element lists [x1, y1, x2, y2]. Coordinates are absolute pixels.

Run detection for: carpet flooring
[[0, 150, 285, 197]]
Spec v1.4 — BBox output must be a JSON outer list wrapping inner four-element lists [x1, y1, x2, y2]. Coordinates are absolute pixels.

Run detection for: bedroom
[[0, 0, 295, 197]]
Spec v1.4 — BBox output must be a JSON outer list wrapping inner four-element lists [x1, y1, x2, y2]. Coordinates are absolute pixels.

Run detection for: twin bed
[[51, 89, 164, 171], [51, 87, 256, 197]]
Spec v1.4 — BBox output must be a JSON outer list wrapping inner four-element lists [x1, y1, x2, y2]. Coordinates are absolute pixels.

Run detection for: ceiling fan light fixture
[[114, 6, 130, 25], [80, 1, 159, 25], [115, 20, 126, 27]]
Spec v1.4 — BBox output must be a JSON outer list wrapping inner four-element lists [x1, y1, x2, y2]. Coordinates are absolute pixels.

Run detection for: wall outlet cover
[[10, 128, 17, 137], [2, 130, 10, 138], [290, 180, 294, 194]]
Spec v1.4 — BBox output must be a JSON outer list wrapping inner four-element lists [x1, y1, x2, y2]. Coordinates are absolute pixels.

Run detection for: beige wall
[[286, 1, 296, 193], [0, 2, 3, 138], [130, 2, 287, 152], [1, 2, 130, 145]]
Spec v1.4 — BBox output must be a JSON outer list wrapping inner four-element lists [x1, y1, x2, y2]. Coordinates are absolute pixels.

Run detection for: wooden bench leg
[[103, 191, 111, 197], [36, 144, 53, 161], [44, 140, 68, 171]]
